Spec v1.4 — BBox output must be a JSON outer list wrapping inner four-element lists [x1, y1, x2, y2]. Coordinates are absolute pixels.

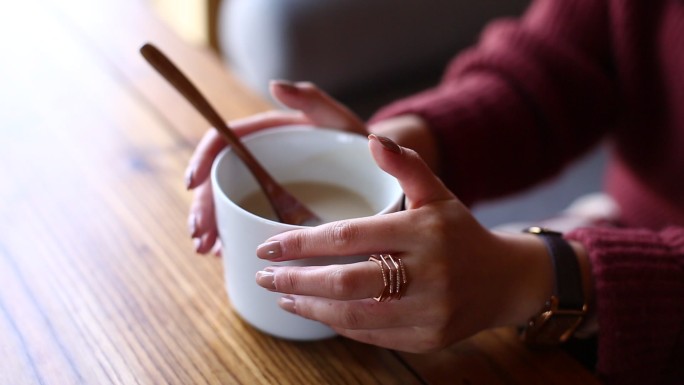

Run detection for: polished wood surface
[[0, 0, 600, 384]]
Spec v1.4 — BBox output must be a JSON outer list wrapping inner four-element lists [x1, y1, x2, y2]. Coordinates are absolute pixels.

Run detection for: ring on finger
[[368, 254, 408, 302]]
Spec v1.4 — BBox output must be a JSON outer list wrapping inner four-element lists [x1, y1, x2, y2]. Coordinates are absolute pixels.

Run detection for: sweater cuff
[[565, 227, 684, 384]]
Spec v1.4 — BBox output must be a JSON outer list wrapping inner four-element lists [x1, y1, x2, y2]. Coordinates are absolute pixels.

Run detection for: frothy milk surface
[[238, 181, 375, 223]]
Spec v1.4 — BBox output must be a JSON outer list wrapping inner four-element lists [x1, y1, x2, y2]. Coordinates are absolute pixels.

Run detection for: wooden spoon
[[140, 43, 321, 226]]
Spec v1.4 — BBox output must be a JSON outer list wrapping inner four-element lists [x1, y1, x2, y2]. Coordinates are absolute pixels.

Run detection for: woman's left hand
[[254, 135, 553, 353], [186, 81, 368, 254]]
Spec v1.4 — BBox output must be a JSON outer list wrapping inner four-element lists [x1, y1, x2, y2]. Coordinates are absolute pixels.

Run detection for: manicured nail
[[257, 241, 282, 260], [370, 134, 402, 154], [272, 79, 299, 94], [279, 295, 296, 313], [193, 237, 202, 252], [184, 167, 194, 189], [188, 213, 198, 237], [256, 269, 276, 291]]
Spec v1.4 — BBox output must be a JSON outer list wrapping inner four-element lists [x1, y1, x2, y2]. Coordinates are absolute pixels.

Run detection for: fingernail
[[272, 79, 299, 94], [184, 167, 194, 189], [255, 269, 276, 291], [257, 241, 282, 260], [188, 213, 198, 237], [279, 295, 296, 313], [193, 237, 202, 252], [369, 134, 402, 154]]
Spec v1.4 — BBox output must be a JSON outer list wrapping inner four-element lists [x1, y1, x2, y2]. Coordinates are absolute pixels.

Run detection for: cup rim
[[210, 125, 402, 228]]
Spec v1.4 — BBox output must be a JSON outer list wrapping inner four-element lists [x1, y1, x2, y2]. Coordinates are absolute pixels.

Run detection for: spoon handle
[[140, 43, 320, 225]]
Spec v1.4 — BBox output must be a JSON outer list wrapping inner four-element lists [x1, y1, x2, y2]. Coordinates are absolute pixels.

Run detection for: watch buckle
[[521, 296, 587, 345]]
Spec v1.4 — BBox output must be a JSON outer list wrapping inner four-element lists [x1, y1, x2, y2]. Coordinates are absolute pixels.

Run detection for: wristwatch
[[521, 226, 587, 345]]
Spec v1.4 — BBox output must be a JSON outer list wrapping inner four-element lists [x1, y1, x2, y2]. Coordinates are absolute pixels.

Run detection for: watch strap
[[533, 229, 585, 310], [522, 227, 587, 344]]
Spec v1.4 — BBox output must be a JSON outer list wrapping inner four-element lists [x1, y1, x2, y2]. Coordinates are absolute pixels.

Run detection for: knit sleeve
[[369, 0, 618, 205], [565, 227, 684, 385]]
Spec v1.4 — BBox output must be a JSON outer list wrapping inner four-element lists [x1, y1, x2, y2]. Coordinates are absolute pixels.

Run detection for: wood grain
[[0, 0, 600, 384], [0, 0, 418, 384]]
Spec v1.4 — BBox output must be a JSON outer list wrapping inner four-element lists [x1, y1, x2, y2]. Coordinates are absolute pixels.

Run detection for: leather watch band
[[533, 228, 585, 309], [522, 227, 587, 344]]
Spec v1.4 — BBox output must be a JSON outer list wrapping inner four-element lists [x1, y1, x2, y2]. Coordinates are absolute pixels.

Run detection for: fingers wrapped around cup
[[255, 256, 410, 302]]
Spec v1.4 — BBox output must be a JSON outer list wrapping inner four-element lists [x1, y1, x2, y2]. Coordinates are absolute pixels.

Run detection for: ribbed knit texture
[[369, 0, 684, 383], [567, 227, 684, 384]]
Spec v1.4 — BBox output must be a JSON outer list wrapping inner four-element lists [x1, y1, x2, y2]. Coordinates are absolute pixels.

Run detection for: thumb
[[368, 134, 455, 209]]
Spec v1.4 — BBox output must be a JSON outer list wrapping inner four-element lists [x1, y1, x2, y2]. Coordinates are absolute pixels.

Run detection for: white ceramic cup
[[211, 126, 403, 340]]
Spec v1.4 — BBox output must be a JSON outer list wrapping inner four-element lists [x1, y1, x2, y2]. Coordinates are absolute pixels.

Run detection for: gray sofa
[[216, 0, 607, 227], [218, 0, 530, 117]]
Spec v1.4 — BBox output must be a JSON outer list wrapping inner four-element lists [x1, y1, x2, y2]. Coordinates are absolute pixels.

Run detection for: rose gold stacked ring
[[368, 254, 408, 302]]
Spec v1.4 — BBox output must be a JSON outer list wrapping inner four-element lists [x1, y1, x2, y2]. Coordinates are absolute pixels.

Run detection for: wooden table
[[0, 0, 601, 384]]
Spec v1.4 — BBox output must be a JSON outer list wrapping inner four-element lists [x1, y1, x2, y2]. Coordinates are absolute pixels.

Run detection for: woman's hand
[[186, 81, 367, 254], [254, 135, 554, 352]]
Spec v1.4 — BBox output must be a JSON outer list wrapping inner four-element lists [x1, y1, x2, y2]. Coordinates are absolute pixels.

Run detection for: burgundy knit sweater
[[370, 0, 684, 383]]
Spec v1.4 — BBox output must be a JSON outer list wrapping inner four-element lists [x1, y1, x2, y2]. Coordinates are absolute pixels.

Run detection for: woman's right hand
[[185, 81, 368, 255]]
